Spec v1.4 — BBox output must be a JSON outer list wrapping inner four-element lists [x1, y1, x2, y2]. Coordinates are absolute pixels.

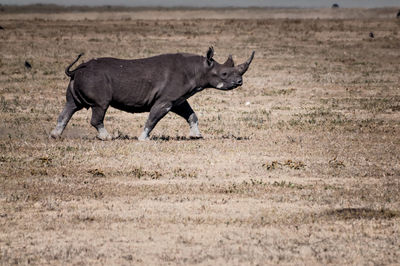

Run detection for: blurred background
[[1, 0, 399, 8]]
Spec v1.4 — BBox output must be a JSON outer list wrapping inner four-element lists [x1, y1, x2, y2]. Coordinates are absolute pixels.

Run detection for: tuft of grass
[[88, 169, 106, 177], [263, 160, 306, 170], [263, 161, 280, 170], [218, 180, 268, 195], [262, 88, 297, 96], [128, 166, 162, 180], [271, 181, 304, 189], [172, 167, 197, 179], [0, 96, 16, 113], [283, 159, 306, 170], [329, 157, 345, 168], [241, 109, 271, 129]]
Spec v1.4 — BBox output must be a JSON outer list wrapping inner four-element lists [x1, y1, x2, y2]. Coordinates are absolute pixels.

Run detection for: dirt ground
[[1, 6, 400, 265]]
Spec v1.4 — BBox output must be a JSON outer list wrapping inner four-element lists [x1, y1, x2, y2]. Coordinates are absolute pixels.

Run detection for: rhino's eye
[[221, 72, 228, 77]]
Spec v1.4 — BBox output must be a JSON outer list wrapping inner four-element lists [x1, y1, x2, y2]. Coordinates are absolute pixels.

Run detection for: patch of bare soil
[[1, 7, 400, 265]]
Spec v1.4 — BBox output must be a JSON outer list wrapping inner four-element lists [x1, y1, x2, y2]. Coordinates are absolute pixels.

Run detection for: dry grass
[[1, 6, 400, 265]]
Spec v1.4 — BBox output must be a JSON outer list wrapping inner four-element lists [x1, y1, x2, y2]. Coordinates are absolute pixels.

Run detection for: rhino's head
[[204, 47, 255, 91]]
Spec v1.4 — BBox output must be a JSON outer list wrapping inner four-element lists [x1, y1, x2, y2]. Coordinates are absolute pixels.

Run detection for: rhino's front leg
[[188, 113, 202, 138], [171, 100, 202, 139], [139, 102, 172, 141]]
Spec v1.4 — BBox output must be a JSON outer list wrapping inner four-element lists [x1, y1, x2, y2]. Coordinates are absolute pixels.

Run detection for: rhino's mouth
[[216, 82, 242, 90], [216, 82, 224, 89], [218, 86, 239, 91]]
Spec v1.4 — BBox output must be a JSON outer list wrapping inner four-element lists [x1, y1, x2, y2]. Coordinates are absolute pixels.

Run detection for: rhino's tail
[[65, 53, 85, 77]]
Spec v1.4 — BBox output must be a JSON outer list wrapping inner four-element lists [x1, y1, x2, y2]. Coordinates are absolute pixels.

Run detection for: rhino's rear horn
[[237, 51, 255, 75], [223, 55, 235, 67]]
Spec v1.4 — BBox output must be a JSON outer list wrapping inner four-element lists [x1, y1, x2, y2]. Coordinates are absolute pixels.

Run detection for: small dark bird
[[332, 3, 339, 8], [369, 32, 374, 38], [24, 61, 32, 69], [397, 10, 400, 18], [0, 26, 4, 30]]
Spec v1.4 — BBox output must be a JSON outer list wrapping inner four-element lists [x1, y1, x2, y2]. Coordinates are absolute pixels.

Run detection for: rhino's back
[[71, 54, 197, 112]]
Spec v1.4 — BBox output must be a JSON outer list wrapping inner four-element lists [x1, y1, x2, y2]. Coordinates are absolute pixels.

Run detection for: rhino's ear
[[223, 55, 234, 67], [206, 46, 214, 66]]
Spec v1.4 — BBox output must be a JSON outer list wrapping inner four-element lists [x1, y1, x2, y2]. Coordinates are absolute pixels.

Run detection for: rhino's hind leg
[[91, 106, 112, 141], [50, 90, 82, 139], [171, 100, 202, 139]]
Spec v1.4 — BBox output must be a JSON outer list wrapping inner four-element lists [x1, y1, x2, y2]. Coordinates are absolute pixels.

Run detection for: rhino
[[50, 47, 254, 141]]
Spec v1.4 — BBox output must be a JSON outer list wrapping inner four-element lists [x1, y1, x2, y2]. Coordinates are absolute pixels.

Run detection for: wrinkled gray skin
[[50, 47, 255, 141]]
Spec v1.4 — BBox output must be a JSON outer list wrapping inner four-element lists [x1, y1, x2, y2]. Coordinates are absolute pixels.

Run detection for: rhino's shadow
[[112, 134, 200, 141], [151, 135, 201, 141], [113, 134, 250, 141]]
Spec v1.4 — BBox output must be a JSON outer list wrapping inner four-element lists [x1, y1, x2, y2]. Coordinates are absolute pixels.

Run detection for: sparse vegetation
[[1, 6, 399, 265]]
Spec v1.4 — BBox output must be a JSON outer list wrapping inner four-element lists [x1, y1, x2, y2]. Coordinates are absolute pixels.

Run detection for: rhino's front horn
[[237, 51, 255, 75]]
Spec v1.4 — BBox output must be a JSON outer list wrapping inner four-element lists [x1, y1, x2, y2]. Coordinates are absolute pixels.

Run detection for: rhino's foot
[[189, 125, 202, 139], [96, 128, 112, 141], [138, 133, 149, 141], [138, 128, 150, 141], [97, 133, 112, 141], [189, 132, 203, 139], [138, 136, 149, 141], [50, 128, 62, 139]]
